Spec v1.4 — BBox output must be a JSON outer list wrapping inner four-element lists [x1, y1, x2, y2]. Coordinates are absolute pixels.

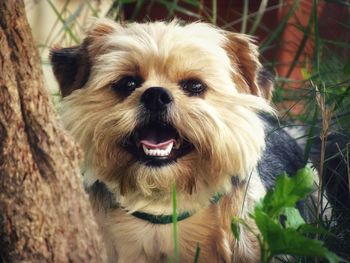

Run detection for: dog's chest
[[98, 206, 232, 263]]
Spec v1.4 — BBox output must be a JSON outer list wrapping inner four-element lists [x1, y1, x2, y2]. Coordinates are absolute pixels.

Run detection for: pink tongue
[[140, 139, 175, 149], [139, 128, 176, 149]]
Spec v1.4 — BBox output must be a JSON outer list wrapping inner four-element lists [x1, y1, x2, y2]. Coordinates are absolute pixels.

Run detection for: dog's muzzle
[[121, 87, 193, 167]]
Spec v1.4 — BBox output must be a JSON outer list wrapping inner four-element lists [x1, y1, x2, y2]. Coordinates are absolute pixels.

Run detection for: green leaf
[[282, 207, 305, 229], [301, 67, 312, 80], [261, 167, 314, 217], [298, 224, 334, 237], [271, 228, 341, 263], [231, 217, 241, 241], [254, 210, 341, 263], [253, 209, 280, 244]]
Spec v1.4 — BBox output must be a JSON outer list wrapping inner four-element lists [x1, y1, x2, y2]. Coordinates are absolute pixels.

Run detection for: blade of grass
[[106, 1, 123, 21], [239, 169, 254, 218], [183, 0, 201, 8], [333, 86, 350, 111], [278, 87, 314, 121], [85, 0, 100, 17], [46, 0, 80, 44], [211, 0, 217, 25], [64, 2, 85, 32], [260, 0, 301, 52], [303, 103, 318, 162], [156, 0, 201, 19], [193, 245, 201, 263], [312, 0, 320, 74], [283, 11, 313, 82], [172, 184, 179, 263], [248, 0, 268, 35], [41, 0, 70, 54], [222, 2, 286, 30], [240, 0, 249, 33], [166, 0, 179, 20], [131, 0, 145, 20], [199, 4, 228, 26]]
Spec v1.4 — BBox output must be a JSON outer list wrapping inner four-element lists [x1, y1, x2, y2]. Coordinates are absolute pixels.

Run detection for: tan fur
[[52, 19, 273, 262]]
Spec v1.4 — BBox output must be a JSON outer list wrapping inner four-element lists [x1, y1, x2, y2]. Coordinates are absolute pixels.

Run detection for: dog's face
[[51, 19, 272, 205]]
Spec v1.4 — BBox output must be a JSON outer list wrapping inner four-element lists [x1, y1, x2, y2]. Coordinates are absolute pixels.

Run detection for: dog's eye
[[112, 76, 143, 96], [180, 78, 206, 96]]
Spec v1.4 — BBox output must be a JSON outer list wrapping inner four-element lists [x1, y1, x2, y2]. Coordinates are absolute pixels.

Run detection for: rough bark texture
[[0, 1, 105, 262]]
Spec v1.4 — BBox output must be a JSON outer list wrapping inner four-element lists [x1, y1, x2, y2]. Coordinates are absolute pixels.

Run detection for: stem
[[241, 0, 249, 33], [172, 184, 179, 263], [211, 0, 217, 25]]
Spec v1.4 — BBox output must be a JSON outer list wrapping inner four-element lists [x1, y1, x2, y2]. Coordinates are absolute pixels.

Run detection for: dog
[[50, 19, 310, 263]]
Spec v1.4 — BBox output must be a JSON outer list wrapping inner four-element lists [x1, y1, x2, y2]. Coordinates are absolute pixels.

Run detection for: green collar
[[130, 192, 224, 224]]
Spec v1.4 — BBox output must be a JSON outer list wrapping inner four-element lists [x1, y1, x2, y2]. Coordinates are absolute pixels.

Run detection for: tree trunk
[[0, 1, 105, 262]]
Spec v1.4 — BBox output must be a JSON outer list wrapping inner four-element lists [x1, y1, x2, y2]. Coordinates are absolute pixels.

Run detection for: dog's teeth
[[142, 142, 174, 157], [166, 142, 173, 152], [142, 145, 150, 155]]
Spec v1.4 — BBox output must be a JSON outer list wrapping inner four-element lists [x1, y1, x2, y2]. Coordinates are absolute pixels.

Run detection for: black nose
[[141, 87, 173, 111]]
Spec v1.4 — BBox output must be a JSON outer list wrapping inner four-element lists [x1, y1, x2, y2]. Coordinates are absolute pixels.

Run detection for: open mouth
[[122, 123, 194, 166]]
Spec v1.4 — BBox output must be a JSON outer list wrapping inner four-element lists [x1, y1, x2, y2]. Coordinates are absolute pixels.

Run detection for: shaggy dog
[[51, 19, 308, 263]]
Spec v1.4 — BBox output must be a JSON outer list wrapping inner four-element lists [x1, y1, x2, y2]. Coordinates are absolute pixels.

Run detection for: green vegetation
[[232, 168, 341, 263]]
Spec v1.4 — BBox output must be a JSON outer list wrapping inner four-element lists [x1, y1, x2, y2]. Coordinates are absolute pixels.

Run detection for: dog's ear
[[224, 33, 273, 101], [50, 19, 118, 97]]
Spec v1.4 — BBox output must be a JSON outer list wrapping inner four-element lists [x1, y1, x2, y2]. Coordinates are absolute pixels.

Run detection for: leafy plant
[[232, 168, 341, 263]]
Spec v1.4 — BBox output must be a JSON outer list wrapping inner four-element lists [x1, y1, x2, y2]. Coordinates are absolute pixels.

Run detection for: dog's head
[[51, 19, 273, 210]]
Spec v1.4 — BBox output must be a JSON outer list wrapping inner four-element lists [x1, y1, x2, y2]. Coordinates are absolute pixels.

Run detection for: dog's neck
[[84, 167, 266, 219], [110, 178, 233, 215], [129, 192, 224, 224], [86, 177, 231, 221]]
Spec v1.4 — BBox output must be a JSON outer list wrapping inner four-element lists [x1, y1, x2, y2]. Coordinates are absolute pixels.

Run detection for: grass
[[171, 184, 180, 263], [27, 0, 350, 262]]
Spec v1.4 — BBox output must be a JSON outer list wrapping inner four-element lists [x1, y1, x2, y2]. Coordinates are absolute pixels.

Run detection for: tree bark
[[0, 1, 105, 262]]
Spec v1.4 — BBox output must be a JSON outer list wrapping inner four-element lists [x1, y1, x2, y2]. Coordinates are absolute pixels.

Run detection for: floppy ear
[[224, 33, 273, 101], [50, 19, 118, 97]]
